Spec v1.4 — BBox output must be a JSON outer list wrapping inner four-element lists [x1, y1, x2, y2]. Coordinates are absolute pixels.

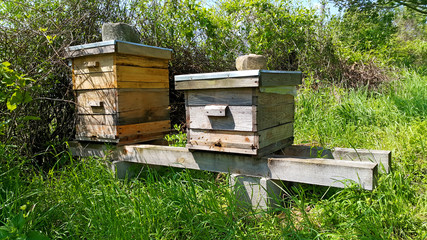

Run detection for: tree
[[331, 0, 427, 14]]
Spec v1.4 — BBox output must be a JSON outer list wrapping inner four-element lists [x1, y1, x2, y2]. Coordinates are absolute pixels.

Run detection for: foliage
[[0, 70, 426, 239], [164, 124, 187, 147], [331, 0, 427, 14]]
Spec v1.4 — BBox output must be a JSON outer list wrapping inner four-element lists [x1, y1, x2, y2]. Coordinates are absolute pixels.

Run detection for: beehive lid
[[65, 40, 172, 60], [175, 70, 302, 90]]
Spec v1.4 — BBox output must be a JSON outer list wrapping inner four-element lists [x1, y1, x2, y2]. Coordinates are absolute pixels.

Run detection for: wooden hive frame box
[[175, 70, 302, 155], [66, 40, 173, 145]]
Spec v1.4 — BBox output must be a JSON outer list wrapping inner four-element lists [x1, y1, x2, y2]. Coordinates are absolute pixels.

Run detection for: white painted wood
[[69, 142, 378, 190]]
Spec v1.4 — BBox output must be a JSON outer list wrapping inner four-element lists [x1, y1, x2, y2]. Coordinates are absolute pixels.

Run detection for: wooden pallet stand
[[69, 141, 391, 210]]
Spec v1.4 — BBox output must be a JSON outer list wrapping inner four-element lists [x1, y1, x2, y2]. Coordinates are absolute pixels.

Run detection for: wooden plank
[[76, 124, 117, 139], [187, 144, 257, 155], [332, 148, 391, 173], [77, 114, 117, 125], [65, 45, 116, 58], [281, 145, 391, 173], [257, 138, 293, 156], [116, 66, 168, 83], [73, 71, 117, 89], [117, 120, 170, 137], [115, 54, 169, 68], [187, 88, 254, 106], [76, 89, 169, 115], [257, 102, 294, 130], [188, 105, 256, 131], [76, 89, 117, 114], [258, 123, 293, 148], [175, 77, 259, 90], [187, 129, 257, 154], [73, 54, 114, 74], [117, 82, 169, 89], [116, 41, 172, 60], [259, 71, 302, 87], [68, 142, 378, 190], [256, 91, 294, 105]]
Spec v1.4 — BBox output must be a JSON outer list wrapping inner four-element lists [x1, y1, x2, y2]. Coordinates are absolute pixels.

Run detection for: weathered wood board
[[69, 142, 378, 190], [66, 40, 173, 60], [281, 145, 391, 173]]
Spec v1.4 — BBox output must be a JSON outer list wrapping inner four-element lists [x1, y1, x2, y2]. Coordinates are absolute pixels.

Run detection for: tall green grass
[[1, 70, 426, 239]]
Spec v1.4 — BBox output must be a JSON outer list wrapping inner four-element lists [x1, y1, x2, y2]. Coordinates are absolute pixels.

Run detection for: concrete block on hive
[[236, 54, 267, 70], [102, 22, 140, 43]]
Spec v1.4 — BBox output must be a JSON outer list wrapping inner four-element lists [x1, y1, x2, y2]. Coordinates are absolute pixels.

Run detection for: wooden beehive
[[175, 70, 302, 155], [66, 40, 172, 145]]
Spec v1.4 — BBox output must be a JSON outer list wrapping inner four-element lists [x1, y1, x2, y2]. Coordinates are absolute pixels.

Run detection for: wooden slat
[[258, 123, 293, 148], [188, 106, 256, 131], [187, 129, 257, 154], [281, 145, 391, 174], [268, 156, 377, 190], [259, 71, 302, 87], [256, 91, 294, 105], [76, 124, 117, 139], [116, 66, 168, 82], [115, 54, 169, 68], [77, 114, 117, 125], [76, 89, 117, 114], [73, 54, 114, 74], [68, 142, 378, 190], [257, 102, 294, 130], [65, 45, 116, 58], [117, 82, 169, 89], [175, 77, 259, 90], [187, 88, 254, 106], [116, 41, 172, 60], [117, 120, 170, 137], [73, 72, 117, 89]]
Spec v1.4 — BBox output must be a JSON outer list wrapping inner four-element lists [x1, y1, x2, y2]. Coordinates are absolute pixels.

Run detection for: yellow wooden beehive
[[66, 40, 172, 145]]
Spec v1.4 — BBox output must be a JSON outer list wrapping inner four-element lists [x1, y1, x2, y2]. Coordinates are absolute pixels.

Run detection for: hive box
[[175, 70, 302, 155], [66, 40, 172, 145]]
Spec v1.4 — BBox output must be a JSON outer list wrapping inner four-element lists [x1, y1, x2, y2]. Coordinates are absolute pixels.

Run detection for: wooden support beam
[[69, 142, 378, 190], [281, 145, 391, 173]]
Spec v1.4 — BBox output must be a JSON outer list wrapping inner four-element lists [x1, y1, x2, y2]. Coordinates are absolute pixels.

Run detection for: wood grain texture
[[115, 54, 169, 68], [188, 129, 257, 154], [258, 123, 293, 148], [73, 54, 114, 74], [73, 71, 117, 89], [175, 77, 259, 90], [188, 106, 256, 131], [187, 88, 255, 106], [116, 66, 168, 83], [68, 142, 378, 190], [76, 120, 169, 143], [257, 102, 294, 130]]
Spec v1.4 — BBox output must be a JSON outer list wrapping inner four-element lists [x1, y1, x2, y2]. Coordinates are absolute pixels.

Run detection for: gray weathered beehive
[[175, 70, 302, 155], [66, 40, 172, 145]]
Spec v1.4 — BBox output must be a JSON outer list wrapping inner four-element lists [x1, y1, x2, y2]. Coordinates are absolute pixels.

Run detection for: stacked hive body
[[175, 70, 302, 155], [66, 40, 172, 145]]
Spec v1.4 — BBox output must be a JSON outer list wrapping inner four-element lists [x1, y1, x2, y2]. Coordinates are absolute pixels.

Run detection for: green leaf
[[22, 116, 40, 121], [0, 228, 11, 239], [1, 61, 11, 67], [26, 231, 50, 240], [6, 100, 17, 111]]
